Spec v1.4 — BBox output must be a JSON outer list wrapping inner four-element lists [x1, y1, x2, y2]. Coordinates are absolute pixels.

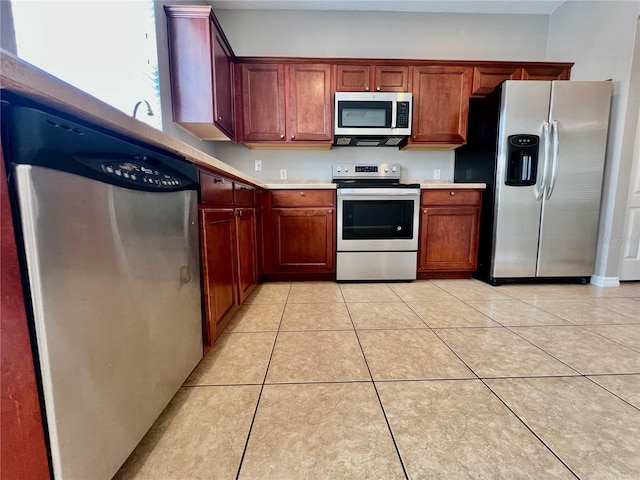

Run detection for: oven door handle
[[338, 188, 420, 196]]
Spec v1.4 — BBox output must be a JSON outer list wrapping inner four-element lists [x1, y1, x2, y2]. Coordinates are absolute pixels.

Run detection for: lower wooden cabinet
[[264, 190, 336, 275], [200, 208, 238, 345], [418, 189, 482, 277], [236, 207, 257, 303]]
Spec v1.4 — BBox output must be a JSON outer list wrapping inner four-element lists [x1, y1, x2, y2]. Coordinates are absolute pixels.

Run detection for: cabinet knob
[[328, 209, 333, 213], [300, 191, 305, 196], [291, 135, 295, 139], [218, 116, 222, 121], [376, 87, 381, 91], [423, 209, 428, 214], [213, 177, 225, 184], [365, 87, 370, 91], [450, 191, 456, 196], [238, 210, 243, 217], [280, 134, 285, 139]]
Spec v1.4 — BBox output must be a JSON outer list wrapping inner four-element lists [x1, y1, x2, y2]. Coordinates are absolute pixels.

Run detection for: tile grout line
[[342, 284, 410, 480], [234, 282, 292, 480]]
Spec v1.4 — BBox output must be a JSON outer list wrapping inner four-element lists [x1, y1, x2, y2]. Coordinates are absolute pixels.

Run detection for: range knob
[[392, 166, 398, 173], [384, 167, 389, 173], [344, 166, 349, 172], [336, 166, 342, 173]]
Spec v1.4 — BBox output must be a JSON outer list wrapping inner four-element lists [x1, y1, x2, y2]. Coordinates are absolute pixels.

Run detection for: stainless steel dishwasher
[[2, 95, 203, 480]]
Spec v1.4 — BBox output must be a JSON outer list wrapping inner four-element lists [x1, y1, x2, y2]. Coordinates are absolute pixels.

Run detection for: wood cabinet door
[[471, 66, 522, 96], [336, 64, 371, 91], [236, 208, 257, 303], [211, 25, 234, 137], [410, 66, 472, 145], [521, 65, 571, 81], [288, 64, 333, 142], [200, 208, 238, 346], [375, 65, 409, 92], [418, 206, 480, 271], [271, 208, 335, 272], [241, 63, 286, 142]]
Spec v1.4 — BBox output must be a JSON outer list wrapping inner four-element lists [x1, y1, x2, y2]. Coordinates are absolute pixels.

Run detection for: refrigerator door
[[537, 81, 612, 277], [14, 165, 203, 480], [491, 81, 552, 278]]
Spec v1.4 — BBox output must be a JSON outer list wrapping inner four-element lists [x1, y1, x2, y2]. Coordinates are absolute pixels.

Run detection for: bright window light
[[11, 0, 161, 130]]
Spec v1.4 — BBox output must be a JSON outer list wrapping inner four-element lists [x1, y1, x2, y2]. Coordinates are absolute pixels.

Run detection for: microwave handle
[[390, 100, 397, 129]]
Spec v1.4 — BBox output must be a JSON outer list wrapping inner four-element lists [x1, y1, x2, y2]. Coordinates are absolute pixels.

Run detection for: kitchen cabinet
[[335, 64, 409, 92], [471, 65, 523, 97], [521, 64, 571, 81], [405, 65, 473, 149], [165, 5, 235, 140], [418, 189, 482, 277], [199, 171, 258, 346], [264, 190, 336, 276], [239, 62, 333, 148]]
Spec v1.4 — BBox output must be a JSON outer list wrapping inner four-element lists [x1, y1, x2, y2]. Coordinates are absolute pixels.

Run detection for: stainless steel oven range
[[334, 163, 420, 281]]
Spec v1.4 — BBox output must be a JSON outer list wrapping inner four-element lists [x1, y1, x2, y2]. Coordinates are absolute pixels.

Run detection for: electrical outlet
[[254, 159, 262, 172], [434, 168, 441, 180], [280, 169, 287, 180]]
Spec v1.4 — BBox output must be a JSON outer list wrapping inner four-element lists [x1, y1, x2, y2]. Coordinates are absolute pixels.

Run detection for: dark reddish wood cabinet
[[239, 62, 333, 148], [471, 65, 523, 96], [165, 5, 235, 140], [418, 189, 482, 277], [406, 65, 473, 148], [335, 64, 409, 92], [265, 190, 335, 274]]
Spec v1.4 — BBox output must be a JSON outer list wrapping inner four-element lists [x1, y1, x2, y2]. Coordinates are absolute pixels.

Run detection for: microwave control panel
[[396, 102, 411, 129]]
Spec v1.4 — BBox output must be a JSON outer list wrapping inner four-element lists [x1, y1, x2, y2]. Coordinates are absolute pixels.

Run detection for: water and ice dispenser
[[505, 134, 539, 186]]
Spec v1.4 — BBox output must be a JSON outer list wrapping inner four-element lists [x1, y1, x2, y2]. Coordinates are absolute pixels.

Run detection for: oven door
[[337, 188, 420, 251]]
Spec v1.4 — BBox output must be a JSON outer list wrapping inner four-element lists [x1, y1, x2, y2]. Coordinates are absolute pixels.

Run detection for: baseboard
[[590, 275, 620, 287]]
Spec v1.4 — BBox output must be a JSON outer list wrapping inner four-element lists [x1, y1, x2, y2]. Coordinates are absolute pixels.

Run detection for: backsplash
[[213, 142, 454, 183]]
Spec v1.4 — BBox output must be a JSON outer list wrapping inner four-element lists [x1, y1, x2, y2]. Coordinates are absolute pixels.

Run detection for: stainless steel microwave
[[334, 92, 412, 139]]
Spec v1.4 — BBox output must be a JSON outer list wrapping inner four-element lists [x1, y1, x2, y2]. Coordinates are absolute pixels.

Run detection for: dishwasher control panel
[[100, 159, 183, 189]]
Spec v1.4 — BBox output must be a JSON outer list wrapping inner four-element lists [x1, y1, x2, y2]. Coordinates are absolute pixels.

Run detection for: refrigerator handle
[[535, 120, 551, 201], [546, 120, 560, 200]]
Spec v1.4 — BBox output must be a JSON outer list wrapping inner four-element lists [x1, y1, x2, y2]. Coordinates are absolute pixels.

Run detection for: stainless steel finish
[[334, 91, 412, 136], [546, 119, 560, 200], [336, 188, 420, 252], [536, 81, 612, 277], [535, 120, 551, 201], [332, 163, 401, 180], [491, 81, 551, 278], [336, 251, 417, 281], [14, 165, 202, 480]]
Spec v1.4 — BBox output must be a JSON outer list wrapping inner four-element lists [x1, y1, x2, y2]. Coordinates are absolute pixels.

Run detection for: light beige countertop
[[265, 182, 486, 189], [419, 182, 486, 189]]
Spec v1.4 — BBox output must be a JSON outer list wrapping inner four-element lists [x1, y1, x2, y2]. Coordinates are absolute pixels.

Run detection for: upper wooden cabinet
[[165, 6, 235, 140], [406, 65, 473, 149], [336, 64, 409, 92], [521, 64, 571, 81], [239, 62, 332, 148], [471, 63, 572, 96]]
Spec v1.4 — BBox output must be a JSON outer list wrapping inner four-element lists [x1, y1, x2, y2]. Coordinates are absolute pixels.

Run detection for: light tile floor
[[115, 280, 640, 480]]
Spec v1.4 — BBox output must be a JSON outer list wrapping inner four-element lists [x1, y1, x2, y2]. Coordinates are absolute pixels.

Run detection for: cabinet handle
[[213, 177, 225, 184], [218, 116, 222, 121], [365, 87, 370, 91], [291, 135, 295, 139], [238, 210, 243, 217], [300, 191, 305, 196], [450, 191, 456, 196], [328, 209, 333, 213], [280, 134, 285, 139], [423, 209, 428, 214], [239, 186, 248, 190], [376, 87, 381, 91]]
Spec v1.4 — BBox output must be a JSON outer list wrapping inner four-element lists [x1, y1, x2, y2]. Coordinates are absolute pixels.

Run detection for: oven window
[[342, 200, 414, 240], [338, 101, 392, 128]]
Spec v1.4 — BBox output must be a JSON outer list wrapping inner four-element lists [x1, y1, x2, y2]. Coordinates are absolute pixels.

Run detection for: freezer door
[[14, 165, 203, 480], [537, 81, 612, 277], [491, 81, 551, 278]]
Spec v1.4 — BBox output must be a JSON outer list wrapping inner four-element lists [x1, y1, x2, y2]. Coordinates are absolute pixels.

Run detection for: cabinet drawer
[[421, 189, 482, 206], [234, 182, 255, 206], [200, 171, 233, 205], [271, 189, 335, 207]]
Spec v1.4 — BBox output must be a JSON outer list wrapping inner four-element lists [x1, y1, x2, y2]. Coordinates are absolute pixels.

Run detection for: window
[[11, 0, 161, 129]]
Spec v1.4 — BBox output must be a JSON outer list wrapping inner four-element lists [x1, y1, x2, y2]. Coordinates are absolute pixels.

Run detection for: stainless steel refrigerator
[[455, 80, 612, 285]]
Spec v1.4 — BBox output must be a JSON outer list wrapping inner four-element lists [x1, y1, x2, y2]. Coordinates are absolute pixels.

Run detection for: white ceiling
[[209, 0, 567, 15]]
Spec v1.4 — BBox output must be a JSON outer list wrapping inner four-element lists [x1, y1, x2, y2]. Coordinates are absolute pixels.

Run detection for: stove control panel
[[333, 163, 401, 180]]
